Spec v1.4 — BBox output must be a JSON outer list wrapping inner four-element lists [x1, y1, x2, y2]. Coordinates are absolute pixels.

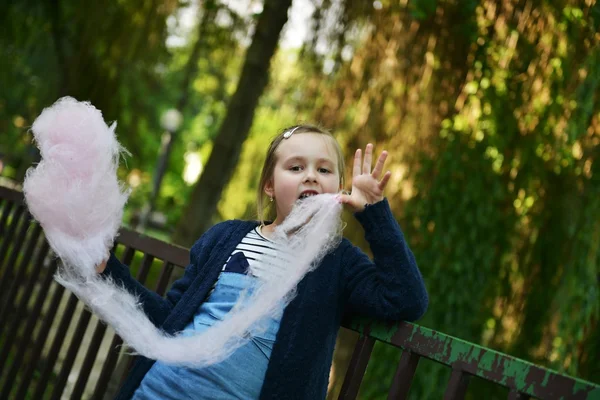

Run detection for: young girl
[[98, 124, 428, 400]]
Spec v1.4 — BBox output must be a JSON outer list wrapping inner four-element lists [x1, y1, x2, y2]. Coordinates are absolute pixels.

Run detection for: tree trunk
[[172, 0, 293, 246], [176, 0, 218, 112]]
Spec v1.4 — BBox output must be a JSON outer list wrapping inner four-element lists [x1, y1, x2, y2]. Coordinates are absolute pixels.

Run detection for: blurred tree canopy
[[1, 0, 598, 398]]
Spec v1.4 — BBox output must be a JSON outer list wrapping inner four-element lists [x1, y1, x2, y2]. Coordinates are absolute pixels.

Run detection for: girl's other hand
[[337, 143, 391, 212], [96, 259, 108, 274]]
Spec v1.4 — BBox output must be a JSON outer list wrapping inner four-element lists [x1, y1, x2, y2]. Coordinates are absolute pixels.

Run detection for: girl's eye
[[318, 168, 331, 174], [290, 166, 302, 171]]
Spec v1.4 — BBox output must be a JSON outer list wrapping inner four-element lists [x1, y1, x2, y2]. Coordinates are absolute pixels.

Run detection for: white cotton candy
[[24, 96, 344, 366], [24, 97, 130, 277], [56, 194, 343, 366]]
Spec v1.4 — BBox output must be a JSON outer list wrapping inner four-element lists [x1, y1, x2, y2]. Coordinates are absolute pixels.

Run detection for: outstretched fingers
[[363, 143, 373, 174], [378, 171, 392, 191], [353, 144, 391, 191], [353, 149, 362, 178], [371, 150, 388, 179]]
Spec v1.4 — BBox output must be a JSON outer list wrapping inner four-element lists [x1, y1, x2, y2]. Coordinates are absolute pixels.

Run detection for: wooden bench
[[0, 185, 598, 399]]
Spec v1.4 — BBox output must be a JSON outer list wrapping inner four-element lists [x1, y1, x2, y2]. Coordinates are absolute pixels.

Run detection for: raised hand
[[337, 143, 391, 212]]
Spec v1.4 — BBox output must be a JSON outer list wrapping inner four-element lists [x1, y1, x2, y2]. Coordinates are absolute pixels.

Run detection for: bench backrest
[[0, 185, 598, 399]]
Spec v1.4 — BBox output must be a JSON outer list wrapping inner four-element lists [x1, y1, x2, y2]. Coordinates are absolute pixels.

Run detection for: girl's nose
[[304, 168, 317, 182]]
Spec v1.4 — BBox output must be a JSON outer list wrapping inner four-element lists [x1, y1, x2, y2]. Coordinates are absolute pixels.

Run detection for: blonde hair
[[256, 124, 345, 224]]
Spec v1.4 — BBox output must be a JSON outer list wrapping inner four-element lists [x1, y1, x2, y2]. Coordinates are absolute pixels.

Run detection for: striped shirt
[[218, 226, 294, 281]]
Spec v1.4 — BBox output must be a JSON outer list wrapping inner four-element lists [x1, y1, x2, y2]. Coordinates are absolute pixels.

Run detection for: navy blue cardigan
[[103, 199, 428, 399]]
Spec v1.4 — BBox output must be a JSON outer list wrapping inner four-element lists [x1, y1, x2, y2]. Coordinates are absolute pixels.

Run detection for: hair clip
[[283, 126, 300, 139]]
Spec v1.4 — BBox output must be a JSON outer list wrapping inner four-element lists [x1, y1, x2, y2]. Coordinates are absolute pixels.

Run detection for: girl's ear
[[264, 180, 274, 198]]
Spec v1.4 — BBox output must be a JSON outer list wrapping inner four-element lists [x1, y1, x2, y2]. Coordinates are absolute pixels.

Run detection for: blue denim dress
[[132, 253, 281, 400]]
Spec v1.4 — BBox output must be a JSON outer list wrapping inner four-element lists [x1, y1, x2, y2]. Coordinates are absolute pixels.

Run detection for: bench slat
[[0, 205, 26, 290], [136, 253, 155, 284], [444, 368, 470, 400], [92, 333, 124, 400], [71, 318, 109, 400], [50, 307, 93, 400], [117, 228, 189, 267], [0, 236, 49, 399], [122, 245, 136, 266], [155, 260, 175, 296], [90, 245, 141, 398], [338, 336, 376, 399], [33, 290, 78, 399], [0, 238, 49, 372], [13, 259, 61, 399], [0, 206, 28, 271], [0, 200, 14, 237], [0, 223, 42, 331], [387, 350, 420, 399]]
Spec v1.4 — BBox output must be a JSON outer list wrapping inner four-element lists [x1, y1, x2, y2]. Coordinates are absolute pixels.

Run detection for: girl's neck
[[260, 222, 277, 239], [261, 212, 288, 238], [263, 215, 307, 239]]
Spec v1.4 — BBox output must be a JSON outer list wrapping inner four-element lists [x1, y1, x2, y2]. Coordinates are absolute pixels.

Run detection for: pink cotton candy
[[23, 97, 130, 276], [32, 97, 118, 173]]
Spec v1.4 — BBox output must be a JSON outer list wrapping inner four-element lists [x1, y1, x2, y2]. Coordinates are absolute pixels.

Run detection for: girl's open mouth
[[298, 191, 319, 199]]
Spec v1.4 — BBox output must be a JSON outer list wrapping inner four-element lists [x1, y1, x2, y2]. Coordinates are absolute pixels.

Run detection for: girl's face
[[265, 133, 341, 224]]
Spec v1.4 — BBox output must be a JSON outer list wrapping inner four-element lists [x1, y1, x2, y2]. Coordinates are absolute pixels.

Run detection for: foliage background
[[1, 0, 598, 398]]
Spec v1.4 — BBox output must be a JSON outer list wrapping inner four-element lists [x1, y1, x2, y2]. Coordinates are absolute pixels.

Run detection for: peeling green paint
[[346, 316, 600, 399], [542, 370, 551, 386]]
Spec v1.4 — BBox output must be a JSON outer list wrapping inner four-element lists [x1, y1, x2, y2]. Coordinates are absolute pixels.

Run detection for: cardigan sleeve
[[100, 222, 226, 327], [341, 198, 428, 322]]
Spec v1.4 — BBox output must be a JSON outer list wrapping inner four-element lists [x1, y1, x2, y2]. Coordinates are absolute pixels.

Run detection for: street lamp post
[[138, 108, 183, 231]]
